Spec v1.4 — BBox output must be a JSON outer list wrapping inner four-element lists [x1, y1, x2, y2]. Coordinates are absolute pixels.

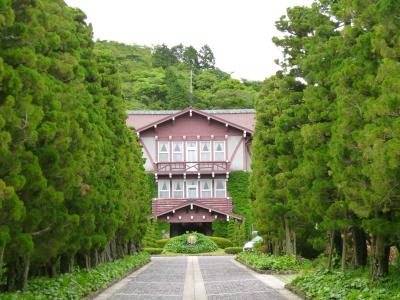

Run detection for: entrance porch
[[170, 222, 212, 237]]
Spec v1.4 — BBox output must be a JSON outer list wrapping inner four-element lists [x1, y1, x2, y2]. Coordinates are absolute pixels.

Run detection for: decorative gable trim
[[135, 107, 254, 135]]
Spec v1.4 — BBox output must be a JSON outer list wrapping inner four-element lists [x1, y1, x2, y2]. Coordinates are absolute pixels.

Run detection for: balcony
[[155, 161, 229, 174]]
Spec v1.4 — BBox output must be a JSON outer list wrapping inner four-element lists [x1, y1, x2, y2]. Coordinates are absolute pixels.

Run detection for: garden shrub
[[225, 247, 243, 254], [291, 268, 400, 300], [163, 233, 218, 254], [0, 252, 150, 299], [143, 248, 163, 254], [209, 237, 232, 249], [155, 238, 170, 248], [237, 252, 307, 271]]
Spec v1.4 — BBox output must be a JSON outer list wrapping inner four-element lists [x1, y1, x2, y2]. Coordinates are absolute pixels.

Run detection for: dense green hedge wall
[[228, 171, 252, 221], [208, 237, 232, 249], [224, 247, 243, 254]]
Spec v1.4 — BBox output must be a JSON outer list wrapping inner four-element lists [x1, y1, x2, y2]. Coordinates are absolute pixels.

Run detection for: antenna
[[189, 67, 193, 106]]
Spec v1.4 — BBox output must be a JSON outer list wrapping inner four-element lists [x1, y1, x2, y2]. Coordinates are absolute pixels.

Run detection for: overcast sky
[[65, 0, 313, 81]]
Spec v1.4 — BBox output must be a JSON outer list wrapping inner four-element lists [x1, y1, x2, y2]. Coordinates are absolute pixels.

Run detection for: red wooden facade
[[127, 107, 255, 235]]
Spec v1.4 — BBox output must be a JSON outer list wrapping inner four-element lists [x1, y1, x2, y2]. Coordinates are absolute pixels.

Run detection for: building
[[127, 107, 255, 236]]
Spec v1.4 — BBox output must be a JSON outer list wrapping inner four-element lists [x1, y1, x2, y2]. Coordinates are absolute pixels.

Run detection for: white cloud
[[65, 0, 313, 81]]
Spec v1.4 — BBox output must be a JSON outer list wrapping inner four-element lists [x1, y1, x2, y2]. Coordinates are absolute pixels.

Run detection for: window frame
[[213, 140, 225, 161], [200, 141, 211, 162], [172, 141, 184, 162], [158, 180, 170, 199], [158, 141, 170, 162], [214, 179, 226, 198], [186, 179, 198, 198], [200, 179, 212, 198], [186, 141, 198, 162], [172, 179, 184, 199]]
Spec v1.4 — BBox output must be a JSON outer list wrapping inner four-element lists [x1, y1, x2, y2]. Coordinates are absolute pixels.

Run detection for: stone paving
[[198, 256, 287, 300], [95, 255, 297, 300], [106, 257, 187, 300]]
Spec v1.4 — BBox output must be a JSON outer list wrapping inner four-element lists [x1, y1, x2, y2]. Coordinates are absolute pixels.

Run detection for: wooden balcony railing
[[155, 161, 229, 174]]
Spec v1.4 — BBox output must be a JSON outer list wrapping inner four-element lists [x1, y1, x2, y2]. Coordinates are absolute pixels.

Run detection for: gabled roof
[[127, 107, 255, 133], [155, 201, 244, 221]]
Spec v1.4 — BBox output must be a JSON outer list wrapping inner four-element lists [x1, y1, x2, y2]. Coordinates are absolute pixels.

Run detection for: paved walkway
[[94, 256, 301, 300]]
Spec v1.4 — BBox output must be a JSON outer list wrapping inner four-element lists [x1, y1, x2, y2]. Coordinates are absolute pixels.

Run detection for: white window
[[214, 179, 226, 198], [158, 141, 169, 162], [214, 141, 225, 161], [186, 141, 197, 162], [186, 180, 198, 198], [172, 142, 183, 162], [172, 180, 184, 198], [200, 180, 212, 198], [158, 180, 170, 198], [200, 141, 211, 161]]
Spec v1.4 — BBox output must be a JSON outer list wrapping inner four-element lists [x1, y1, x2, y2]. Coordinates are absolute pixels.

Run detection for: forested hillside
[[94, 41, 261, 110], [251, 0, 400, 281], [0, 0, 149, 291]]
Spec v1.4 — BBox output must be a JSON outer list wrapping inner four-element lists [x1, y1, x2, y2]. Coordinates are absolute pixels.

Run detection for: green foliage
[[163, 233, 218, 254], [251, 0, 400, 278], [224, 247, 243, 254], [143, 248, 163, 255], [237, 252, 307, 271], [291, 268, 400, 300], [208, 237, 232, 249], [212, 221, 228, 238], [0, 0, 150, 290], [155, 238, 170, 248], [95, 41, 258, 110], [227, 220, 246, 247], [0, 252, 150, 299]]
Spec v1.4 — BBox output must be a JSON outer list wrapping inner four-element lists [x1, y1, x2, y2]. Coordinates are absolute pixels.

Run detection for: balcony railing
[[155, 161, 229, 174]]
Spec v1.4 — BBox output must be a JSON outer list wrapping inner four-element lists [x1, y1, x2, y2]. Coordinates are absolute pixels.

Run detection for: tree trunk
[[292, 231, 297, 256], [60, 253, 74, 274], [90, 249, 99, 268], [76, 252, 90, 269], [284, 215, 293, 255], [371, 234, 390, 280], [341, 229, 347, 271], [327, 230, 335, 270], [352, 226, 367, 268], [0, 246, 4, 273], [6, 255, 30, 291], [46, 258, 57, 278]]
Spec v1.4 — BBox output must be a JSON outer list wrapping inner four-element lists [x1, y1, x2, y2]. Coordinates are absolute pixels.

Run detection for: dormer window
[[158, 141, 169, 162], [172, 142, 183, 162], [200, 141, 211, 161], [214, 141, 225, 161]]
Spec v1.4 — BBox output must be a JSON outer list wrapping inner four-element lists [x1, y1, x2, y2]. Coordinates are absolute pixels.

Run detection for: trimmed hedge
[[209, 237, 232, 249], [225, 247, 243, 254], [237, 252, 307, 271], [143, 247, 163, 254], [156, 238, 170, 248], [0, 252, 150, 299], [163, 233, 218, 254]]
